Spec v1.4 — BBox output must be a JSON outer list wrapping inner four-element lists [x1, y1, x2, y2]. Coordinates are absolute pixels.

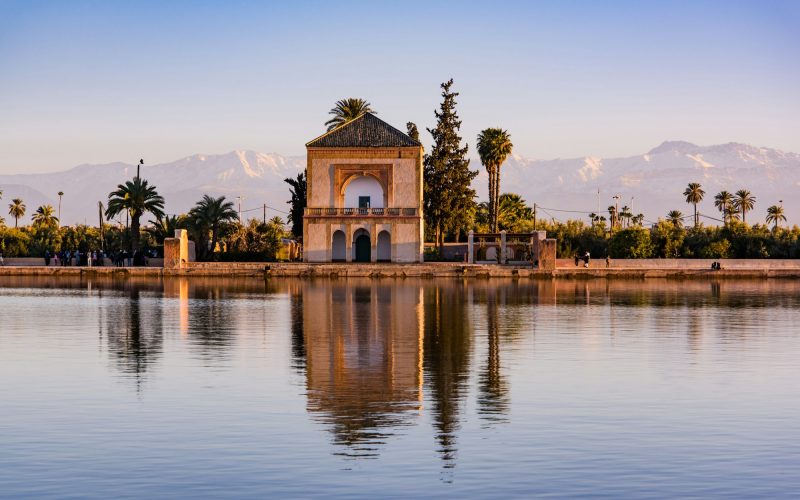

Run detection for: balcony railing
[[305, 207, 418, 217]]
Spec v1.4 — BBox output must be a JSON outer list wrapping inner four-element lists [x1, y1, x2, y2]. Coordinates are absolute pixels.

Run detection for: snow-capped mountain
[[477, 141, 800, 225], [0, 142, 797, 226], [0, 151, 305, 225]]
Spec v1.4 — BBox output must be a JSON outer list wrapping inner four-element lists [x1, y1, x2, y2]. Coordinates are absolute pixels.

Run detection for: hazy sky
[[1, 0, 799, 173]]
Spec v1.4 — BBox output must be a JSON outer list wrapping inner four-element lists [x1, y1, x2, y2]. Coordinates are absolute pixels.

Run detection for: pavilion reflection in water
[[298, 281, 425, 458]]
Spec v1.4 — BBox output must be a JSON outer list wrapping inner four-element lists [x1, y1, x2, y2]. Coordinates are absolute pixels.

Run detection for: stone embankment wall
[[559, 258, 800, 270], [2, 257, 163, 267]]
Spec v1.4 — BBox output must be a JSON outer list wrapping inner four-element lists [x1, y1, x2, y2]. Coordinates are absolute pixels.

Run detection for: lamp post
[[612, 194, 620, 230], [57, 191, 64, 227], [137, 159, 143, 180]]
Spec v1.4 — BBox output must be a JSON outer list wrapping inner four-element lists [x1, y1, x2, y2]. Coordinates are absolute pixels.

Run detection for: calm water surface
[[1, 276, 799, 498]]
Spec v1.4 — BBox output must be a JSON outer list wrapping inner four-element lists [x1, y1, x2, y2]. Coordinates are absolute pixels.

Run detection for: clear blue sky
[[1, 0, 798, 172]]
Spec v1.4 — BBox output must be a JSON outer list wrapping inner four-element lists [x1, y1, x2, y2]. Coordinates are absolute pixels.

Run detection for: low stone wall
[[558, 258, 800, 270], [2, 257, 162, 267]]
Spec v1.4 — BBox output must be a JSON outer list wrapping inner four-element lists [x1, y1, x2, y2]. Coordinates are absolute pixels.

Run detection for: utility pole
[[533, 203, 537, 230], [237, 196, 243, 222], [263, 204, 266, 224], [98, 202, 105, 252]]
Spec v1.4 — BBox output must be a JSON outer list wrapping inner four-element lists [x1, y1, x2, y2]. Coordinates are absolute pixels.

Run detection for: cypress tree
[[424, 79, 478, 251]]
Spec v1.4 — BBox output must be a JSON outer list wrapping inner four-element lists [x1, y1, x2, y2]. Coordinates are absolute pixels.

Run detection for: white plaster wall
[[344, 176, 384, 208], [305, 223, 328, 262], [394, 223, 422, 262], [308, 156, 420, 208]]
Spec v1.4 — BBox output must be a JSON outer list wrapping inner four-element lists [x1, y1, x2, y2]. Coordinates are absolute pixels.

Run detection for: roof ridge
[[305, 113, 369, 147], [306, 112, 421, 148]]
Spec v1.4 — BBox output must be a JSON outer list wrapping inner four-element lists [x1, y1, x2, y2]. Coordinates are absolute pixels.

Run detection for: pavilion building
[[303, 113, 424, 263]]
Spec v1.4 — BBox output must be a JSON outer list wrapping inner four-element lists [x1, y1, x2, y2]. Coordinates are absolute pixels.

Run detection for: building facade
[[303, 113, 424, 263]]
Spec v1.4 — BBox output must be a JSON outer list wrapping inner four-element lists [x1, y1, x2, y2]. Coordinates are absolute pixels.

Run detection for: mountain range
[[0, 142, 797, 226]]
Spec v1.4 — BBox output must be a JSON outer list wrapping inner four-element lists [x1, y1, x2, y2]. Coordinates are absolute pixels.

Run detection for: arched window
[[344, 176, 384, 208]]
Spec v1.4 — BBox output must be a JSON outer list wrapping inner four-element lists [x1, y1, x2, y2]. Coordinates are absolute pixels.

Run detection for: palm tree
[[714, 191, 734, 224], [683, 182, 705, 228], [619, 206, 632, 228], [608, 205, 618, 230], [734, 189, 756, 224], [189, 195, 238, 260], [31, 204, 59, 228], [667, 210, 684, 227], [324, 98, 375, 131], [146, 215, 183, 245], [496, 193, 532, 231], [8, 198, 26, 228], [477, 128, 514, 232], [105, 177, 165, 251], [766, 204, 786, 230]]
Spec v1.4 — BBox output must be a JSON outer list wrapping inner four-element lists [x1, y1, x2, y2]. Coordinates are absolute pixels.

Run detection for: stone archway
[[332, 230, 346, 261], [353, 228, 371, 263], [377, 230, 391, 262]]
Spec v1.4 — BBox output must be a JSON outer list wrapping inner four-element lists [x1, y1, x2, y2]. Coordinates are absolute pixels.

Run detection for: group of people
[[43, 248, 154, 267], [574, 251, 612, 268], [44, 249, 104, 267]]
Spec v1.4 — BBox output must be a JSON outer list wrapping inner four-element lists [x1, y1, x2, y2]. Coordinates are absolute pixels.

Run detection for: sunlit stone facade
[[303, 113, 424, 263]]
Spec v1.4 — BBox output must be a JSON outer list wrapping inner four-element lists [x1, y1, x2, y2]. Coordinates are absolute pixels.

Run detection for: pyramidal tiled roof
[[306, 112, 421, 148]]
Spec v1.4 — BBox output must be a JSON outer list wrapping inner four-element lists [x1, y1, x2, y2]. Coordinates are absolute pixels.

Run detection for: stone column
[[345, 224, 353, 263], [500, 230, 507, 264], [370, 223, 378, 263], [468, 230, 474, 264]]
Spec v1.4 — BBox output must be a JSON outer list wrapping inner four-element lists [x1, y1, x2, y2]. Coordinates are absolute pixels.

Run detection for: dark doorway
[[355, 234, 371, 262]]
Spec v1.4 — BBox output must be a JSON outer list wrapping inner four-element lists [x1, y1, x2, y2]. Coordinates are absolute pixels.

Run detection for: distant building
[[303, 113, 424, 263]]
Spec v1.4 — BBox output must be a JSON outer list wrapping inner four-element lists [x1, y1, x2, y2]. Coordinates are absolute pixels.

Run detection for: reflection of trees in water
[[423, 285, 473, 470], [303, 282, 423, 459], [186, 288, 236, 362], [289, 290, 305, 374], [477, 288, 509, 425], [103, 287, 163, 391]]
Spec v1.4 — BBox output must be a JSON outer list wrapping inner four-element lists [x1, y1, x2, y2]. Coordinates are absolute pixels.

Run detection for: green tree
[[683, 182, 705, 227], [714, 190, 735, 224], [424, 79, 478, 250], [146, 215, 185, 245], [31, 204, 59, 228], [477, 128, 513, 232], [189, 195, 238, 260], [324, 98, 375, 131], [226, 218, 283, 260], [284, 170, 306, 239], [609, 227, 654, 258], [8, 198, 25, 228], [496, 193, 533, 232], [734, 189, 756, 224], [406, 122, 420, 142], [105, 177, 165, 251], [766, 204, 786, 230], [667, 210, 684, 227]]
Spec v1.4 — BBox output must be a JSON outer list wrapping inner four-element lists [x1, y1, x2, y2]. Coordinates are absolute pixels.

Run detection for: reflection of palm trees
[[187, 288, 236, 361], [478, 290, 509, 424], [104, 288, 163, 392], [424, 285, 473, 470]]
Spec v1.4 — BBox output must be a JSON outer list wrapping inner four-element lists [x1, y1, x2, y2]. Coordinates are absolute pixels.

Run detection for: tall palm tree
[[31, 204, 59, 228], [734, 189, 756, 224], [324, 98, 375, 131], [683, 182, 705, 228], [620, 206, 632, 228], [105, 177, 165, 251], [477, 128, 514, 232], [714, 190, 734, 224], [667, 210, 684, 227], [766, 204, 786, 230], [8, 198, 26, 228], [189, 195, 238, 260], [608, 205, 618, 230]]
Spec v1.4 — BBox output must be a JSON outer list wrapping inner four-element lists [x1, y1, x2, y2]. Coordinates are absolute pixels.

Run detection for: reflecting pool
[[1, 277, 799, 498]]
